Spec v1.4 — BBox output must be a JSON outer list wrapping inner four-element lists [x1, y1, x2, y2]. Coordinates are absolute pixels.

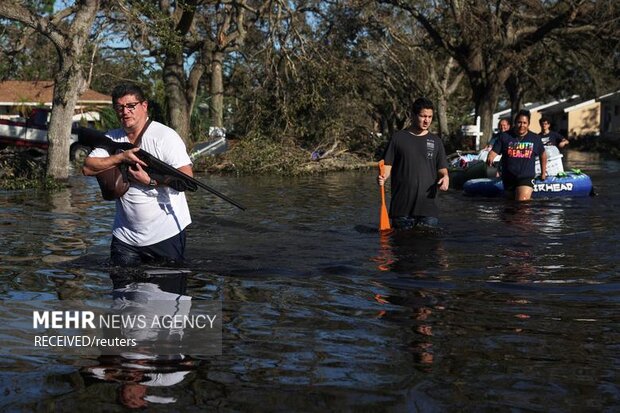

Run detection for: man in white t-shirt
[[83, 84, 192, 266]]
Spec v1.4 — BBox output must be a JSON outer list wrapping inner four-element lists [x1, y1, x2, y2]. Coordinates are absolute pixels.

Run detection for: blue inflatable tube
[[463, 171, 593, 198]]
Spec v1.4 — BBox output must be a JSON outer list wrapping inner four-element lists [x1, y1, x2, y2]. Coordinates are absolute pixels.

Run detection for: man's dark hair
[[411, 97, 434, 116], [111, 83, 147, 104], [539, 116, 550, 125], [514, 109, 531, 122]]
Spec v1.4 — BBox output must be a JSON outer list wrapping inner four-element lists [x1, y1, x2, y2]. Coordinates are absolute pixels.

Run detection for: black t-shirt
[[540, 130, 564, 147], [492, 130, 545, 179], [383, 130, 448, 218]]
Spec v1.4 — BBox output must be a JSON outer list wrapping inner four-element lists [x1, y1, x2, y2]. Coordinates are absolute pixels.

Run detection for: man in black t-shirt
[[377, 97, 449, 229], [539, 117, 569, 148]]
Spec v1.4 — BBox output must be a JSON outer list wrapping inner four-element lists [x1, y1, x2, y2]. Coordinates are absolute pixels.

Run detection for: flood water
[[1, 149, 618, 411]]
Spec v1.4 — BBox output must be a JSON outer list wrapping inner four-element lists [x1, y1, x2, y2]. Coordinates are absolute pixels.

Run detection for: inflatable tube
[[463, 171, 593, 198], [449, 161, 498, 189], [462, 178, 504, 197]]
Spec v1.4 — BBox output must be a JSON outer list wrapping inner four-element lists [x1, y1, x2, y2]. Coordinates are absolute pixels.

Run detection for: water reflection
[[370, 228, 451, 372], [498, 202, 539, 232], [82, 355, 198, 409], [372, 228, 448, 276], [489, 247, 538, 282], [373, 287, 442, 371], [42, 186, 87, 264], [536, 206, 566, 235], [82, 268, 199, 409], [372, 231, 394, 272]]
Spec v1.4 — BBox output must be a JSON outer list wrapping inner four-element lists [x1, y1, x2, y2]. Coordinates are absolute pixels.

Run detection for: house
[[0, 80, 111, 126], [596, 90, 620, 139], [530, 96, 583, 135], [561, 98, 600, 137], [491, 95, 582, 136], [491, 90, 620, 140]]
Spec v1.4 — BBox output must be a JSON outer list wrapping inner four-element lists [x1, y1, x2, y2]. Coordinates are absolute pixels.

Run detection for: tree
[[110, 0, 199, 143], [227, 0, 389, 150], [201, 1, 263, 129], [367, 6, 465, 140], [110, 0, 264, 143], [0, 0, 100, 180], [384, 0, 603, 148], [0, 15, 58, 81]]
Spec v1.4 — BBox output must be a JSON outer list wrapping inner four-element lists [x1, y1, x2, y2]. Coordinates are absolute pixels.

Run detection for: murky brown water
[[1, 150, 618, 411]]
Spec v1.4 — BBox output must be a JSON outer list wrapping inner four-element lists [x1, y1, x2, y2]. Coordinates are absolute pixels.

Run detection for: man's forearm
[[82, 153, 124, 176]]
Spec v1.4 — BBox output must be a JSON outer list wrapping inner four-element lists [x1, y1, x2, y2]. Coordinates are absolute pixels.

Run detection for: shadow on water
[[1, 152, 619, 411]]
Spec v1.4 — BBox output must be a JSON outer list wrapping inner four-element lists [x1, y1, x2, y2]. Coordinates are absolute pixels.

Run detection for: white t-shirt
[[89, 121, 192, 246]]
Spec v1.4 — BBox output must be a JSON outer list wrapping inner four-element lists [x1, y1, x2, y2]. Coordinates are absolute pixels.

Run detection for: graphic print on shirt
[[426, 137, 435, 159], [507, 141, 533, 159]]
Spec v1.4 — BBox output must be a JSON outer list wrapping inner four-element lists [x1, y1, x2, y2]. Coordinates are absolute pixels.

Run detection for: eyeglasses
[[113, 101, 143, 113]]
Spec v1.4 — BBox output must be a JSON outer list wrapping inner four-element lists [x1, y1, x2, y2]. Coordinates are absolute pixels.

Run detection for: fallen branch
[[311, 140, 341, 161]]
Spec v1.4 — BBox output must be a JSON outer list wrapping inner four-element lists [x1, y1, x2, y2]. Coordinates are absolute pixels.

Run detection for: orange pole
[[378, 160, 391, 231]]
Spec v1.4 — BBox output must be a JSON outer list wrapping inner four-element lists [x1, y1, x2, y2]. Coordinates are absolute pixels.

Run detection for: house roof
[[597, 89, 620, 102], [492, 91, 619, 117], [562, 90, 620, 112], [0, 80, 111, 105], [492, 95, 582, 117], [563, 98, 597, 113], [534, 95, 582, 113]]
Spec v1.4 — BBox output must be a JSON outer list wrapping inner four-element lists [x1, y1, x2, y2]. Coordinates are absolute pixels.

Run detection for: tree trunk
[[468, 61, 511, 150], [210, 51, 225, 129], [505, 74, 525, 120], [476, 97, 497, 150], [472, 81, 503, 150], [47, 63, 85, 179], [435, 95, 449, 142], [163, 52, 191, 143], [428, 56, 463, 142]]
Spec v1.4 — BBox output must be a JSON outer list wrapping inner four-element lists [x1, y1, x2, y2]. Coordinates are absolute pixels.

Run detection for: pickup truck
[[0, 107, 88, 161]]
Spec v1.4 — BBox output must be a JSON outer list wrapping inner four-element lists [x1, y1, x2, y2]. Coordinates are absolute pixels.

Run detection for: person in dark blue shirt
[[539, 117, 569, 148], [487, 110, 547, 201]]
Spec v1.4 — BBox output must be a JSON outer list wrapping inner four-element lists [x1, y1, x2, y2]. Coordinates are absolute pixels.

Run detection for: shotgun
[[77, 127, 246, 211]]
